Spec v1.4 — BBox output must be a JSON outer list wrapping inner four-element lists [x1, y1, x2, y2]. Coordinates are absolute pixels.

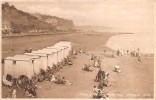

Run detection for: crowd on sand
[[3, 47, 142, 99], [78, 48, 141, 99]]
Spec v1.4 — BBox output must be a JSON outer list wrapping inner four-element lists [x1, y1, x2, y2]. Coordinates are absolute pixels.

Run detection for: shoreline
[[2, 31, 76, 38], [105, 33, 154, 55]]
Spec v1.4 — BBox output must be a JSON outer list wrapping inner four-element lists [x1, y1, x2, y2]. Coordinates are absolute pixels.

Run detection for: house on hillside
[[2, 21, 13, 35], [45, 18, 58, 26]]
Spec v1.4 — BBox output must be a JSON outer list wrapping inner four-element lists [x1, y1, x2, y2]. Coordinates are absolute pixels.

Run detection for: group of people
[[93, 68, 110, 99], [50, 75, 72, 85], [116, 48, 140, 56], [25, 47, 32, 53], [82, 55, 101, 72], [82, 64, 94, 72], [116, 48, 142, 63], [90, 54, 101, 67], [72, 48, 85, 55], [8, 48, 14, 53], [96, 69, 109, 86], [25, 85, 37, 98], [92, 85, 109, 99]]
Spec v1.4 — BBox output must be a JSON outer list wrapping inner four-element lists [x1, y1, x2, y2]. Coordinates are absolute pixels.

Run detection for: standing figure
[[138, 55, 142, 63], [12, 87, 16, 98], [94, 59, 99, 67]]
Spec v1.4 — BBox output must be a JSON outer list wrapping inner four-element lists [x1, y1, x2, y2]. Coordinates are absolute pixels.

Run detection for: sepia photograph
[[1, 0, 155, 99]]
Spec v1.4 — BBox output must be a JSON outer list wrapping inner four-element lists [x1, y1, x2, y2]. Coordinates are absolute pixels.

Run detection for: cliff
[[2, 2, 74, 34]]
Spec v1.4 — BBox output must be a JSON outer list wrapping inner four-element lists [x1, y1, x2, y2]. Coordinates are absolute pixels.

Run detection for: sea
[[95, 28, 154, 54]]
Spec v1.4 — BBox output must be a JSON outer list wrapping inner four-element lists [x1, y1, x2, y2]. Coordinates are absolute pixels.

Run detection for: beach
[[2, 31, 154, 98]]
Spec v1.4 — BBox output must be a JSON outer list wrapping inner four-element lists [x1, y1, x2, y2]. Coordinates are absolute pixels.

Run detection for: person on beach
[[11, 87, 16, 98], [138, 55, 142, 63], [61, 77, 72, 85], [94, 59, 99, 67], [116, 50, 119, 56], [93, 85, 99, 93], [50, 75, 56, 82], [96, 68, 103, 81], [114, 66, 121, 73], [97, 57, 101, 67], [73, 50, 77, 55], [127, 50, 130, 55], [90, 54, 94, 60], [29, 47, 32, 53], [79, 48, 83, 53]]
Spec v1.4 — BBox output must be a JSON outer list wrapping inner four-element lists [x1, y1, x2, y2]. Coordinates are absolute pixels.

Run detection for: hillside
[[32, 13, 74, 27], [2, 2, 75, 34]]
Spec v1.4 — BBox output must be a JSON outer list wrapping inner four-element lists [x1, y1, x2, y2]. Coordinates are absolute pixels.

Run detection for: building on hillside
[[45, 18, 58, 26], [2, 21, 13, 35]]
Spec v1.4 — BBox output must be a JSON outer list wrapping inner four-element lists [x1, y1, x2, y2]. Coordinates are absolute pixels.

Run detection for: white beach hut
[[4, 55, 39, 79], [42, 48, 58, 65], [32, 49, 53, 68], [46, 46, 62, 63], [14, 55, 40, 76], [24, 53, 48, 71], [55, 41, 72, 56], [53, 45, 66, 62], [54, 44, 69, 58]]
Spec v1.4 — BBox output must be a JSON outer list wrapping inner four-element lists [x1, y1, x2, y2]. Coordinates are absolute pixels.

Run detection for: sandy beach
[[2, 31, 154, 98]]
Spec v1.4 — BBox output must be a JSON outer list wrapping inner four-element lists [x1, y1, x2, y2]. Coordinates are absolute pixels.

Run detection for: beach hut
[[24, 53, 48, 71], [4, 55, 40, 79], [32, 49, 53, 68], [57, 41, 72, 51], [14, 55, 40, 76], [53, 45, 66, 62], [46, 46, 62, 63], [55, 41, 72, 56], [55, 44, 69, 58], [42, 48, 58, 65]]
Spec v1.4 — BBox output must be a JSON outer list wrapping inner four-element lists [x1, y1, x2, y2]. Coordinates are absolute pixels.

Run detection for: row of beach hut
[[3, 41, 72, 79]]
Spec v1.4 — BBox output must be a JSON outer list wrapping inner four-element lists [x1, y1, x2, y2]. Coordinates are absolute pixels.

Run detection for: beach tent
[[42, 48, 58, 65], [24, 53, 48, 71], [46, 46, 62, 63], [4, 55, 40, 79]]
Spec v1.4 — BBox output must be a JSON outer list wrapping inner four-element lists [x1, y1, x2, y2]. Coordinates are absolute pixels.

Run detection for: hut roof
[[5, 55, 39, 61], [32, 50, 52, 54], [53, 45, 67, 50], [42, 48, 58, 52], [24, 53, 47, 57], [47, 46, 61, 51]]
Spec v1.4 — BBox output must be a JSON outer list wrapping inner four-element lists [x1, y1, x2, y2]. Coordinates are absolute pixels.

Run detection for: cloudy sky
[[3, 0, 154, 33]]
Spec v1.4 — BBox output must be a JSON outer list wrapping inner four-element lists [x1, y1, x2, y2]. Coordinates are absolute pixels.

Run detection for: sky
[[2, 0, 155, 33]]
